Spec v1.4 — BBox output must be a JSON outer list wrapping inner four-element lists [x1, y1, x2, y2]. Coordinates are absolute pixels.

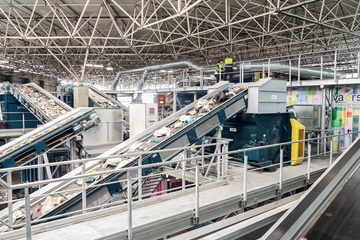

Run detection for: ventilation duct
[[111, 59, 341, 94], [111, 59, 204, 90]]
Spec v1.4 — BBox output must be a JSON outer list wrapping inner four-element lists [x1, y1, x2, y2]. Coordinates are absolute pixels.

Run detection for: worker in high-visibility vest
[[224, 55, 234, 82], [215, 60, 225, 83]]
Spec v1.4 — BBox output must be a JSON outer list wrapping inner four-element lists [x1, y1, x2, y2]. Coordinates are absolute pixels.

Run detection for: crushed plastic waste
[[154, 126, 171, 137], [14, 84, 69, 120], [103, 157, 123, 168], [151, 138, 161, 143], [173, 121, 183, 128], [40, 196, 66, 215], [13, 208, 26, 220], [128, 141, 143, 152]]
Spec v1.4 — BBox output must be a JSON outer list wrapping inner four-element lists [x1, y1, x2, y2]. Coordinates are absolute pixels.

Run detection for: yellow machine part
[[290, 118, 306, 165]]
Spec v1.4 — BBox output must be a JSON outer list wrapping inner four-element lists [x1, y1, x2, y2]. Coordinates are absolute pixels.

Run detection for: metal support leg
[[37, 155, 44, 185], [69, 139, 76, 171], [42, 153, 53, 180]]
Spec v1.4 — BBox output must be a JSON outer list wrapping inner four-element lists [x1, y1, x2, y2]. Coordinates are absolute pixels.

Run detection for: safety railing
[[0, 130, 355, 239]]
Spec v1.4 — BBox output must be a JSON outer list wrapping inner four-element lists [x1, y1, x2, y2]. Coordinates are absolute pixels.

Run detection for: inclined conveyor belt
[[261, 136, 360, 240], [0, 82, 248, 225], [4, 82, 73, 124], [0, 107, 100, 168], [88, 85, 128, 111]]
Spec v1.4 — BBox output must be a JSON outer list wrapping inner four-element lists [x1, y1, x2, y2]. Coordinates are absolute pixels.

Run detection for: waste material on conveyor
[[0, 111, 85, 158], [4, 84, 247, 227], [88, 88, 118, 108], [14, 84, 69, 120], [10, 193, 74, 226]]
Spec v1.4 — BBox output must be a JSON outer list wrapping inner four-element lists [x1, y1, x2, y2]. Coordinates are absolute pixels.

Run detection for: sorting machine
[[58, 85, 128, 110], [0, 79, 305, 227]]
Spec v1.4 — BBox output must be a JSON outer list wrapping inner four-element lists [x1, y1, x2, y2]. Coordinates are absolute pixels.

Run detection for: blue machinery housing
[[0, 82, 100, 170]]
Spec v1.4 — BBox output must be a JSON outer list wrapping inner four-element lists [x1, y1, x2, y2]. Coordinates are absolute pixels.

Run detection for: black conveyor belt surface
[[305, 166, 360, 240]]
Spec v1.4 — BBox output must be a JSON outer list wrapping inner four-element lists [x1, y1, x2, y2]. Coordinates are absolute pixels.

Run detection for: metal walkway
[[1, 157, 330, 240]]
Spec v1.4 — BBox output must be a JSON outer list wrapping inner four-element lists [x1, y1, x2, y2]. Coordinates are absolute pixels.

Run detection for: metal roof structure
[[1, 0, 360, 84]]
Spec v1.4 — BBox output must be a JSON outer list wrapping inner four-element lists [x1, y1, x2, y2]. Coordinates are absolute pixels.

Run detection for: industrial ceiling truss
[[1, 0, 360, 83]]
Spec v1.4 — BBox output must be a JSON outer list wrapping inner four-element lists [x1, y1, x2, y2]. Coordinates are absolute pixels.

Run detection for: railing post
[[221, 142, 225, 179], [201, 139, 205, 175], [224, 142, 229, 177], [324, 134, 327, 156], [243, 152, 248, 207], [330, 139, 333, 165], [217, 144, 221, 180], [317, 134, 320, 155], [278, 148, 283, 196], [193, 159, 199, 225], [127, 170, 133, 240], [25, 187, 32, 240], [181, 159, 186, 190], [307, 140, 311, 185], [7, 172, 13, 229], [138, 156, 143, 200], [82, 161, 87, 214]]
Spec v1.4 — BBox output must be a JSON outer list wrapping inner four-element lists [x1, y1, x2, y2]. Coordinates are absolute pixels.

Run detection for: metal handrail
[[0, 129, 356, 239]]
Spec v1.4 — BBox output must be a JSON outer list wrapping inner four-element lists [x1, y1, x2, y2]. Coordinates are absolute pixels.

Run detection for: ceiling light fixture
[[85, 63, 104, 68]]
